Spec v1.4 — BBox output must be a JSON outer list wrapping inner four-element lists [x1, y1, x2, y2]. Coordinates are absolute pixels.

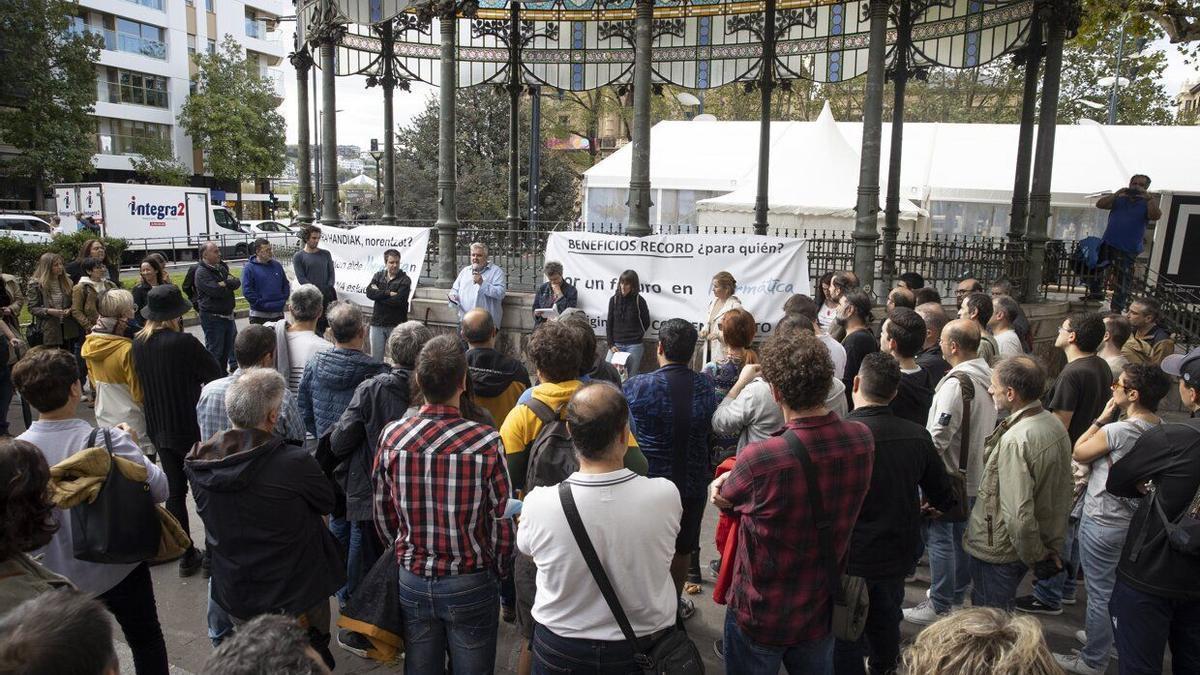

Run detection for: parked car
[[240, 220, 293, 236], [0, 214, 54, 244]]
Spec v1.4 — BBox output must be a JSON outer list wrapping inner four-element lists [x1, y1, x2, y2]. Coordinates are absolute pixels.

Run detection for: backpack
[[523, 398, 579, 491]]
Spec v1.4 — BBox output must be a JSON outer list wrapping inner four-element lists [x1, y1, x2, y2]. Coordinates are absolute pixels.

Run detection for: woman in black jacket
[[64, 239, 119, 285], [132, 284, 224, 577], [131, 254, 171, 318], [365, 249, 411, 363], [605, 269, 650, 380]]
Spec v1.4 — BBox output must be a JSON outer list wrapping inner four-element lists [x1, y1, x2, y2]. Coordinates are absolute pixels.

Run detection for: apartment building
[[70, 0, 287, 183]]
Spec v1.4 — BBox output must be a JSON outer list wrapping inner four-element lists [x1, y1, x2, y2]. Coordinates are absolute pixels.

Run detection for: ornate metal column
[[1024, 0, 1077, 303], [853, 0, 890, 291], [752, 0, 778, 235], [313, 0, 345, 227], [506, 3, 522, 234], [626, 0, 654, 236], [290, 40, 314, 225], [377, 21, 400, 226], [1008, 17, 1042, 241], [435, 8, 459, 286], [882, 0, 915, 287]]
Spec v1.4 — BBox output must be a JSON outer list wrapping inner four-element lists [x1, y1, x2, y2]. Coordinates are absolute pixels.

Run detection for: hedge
[[0, 232, 129, 281]]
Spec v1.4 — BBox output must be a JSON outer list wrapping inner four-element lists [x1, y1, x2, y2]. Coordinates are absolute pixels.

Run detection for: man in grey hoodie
[[903, 319, 997, 625]]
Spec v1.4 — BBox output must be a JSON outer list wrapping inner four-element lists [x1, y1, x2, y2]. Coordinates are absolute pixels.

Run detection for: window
[[121, 0, 164, 10], [96, 118, 172, 156], [205, 0, 214, 11], [114, 17, 165, 59], [187, 34, 196, 55], [103, 67, 168, 108], [245, 10, 266, 39], [207, 39, 216, 55]]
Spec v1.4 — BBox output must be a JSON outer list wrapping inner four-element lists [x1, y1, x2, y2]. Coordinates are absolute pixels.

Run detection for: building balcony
[[263, 68, 285, 101]]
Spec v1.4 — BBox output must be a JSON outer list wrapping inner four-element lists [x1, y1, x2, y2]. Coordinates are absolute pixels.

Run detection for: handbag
[[24, 319, 43, 348], [558, 483, 704, 675], [782, 432, 870, 642], [71, 429, 161, 564], [935, 372, 976, 523]]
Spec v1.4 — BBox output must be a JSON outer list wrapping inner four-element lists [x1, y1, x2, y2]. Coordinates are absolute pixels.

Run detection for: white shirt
[[711, 377, 848, 451], [285, 330, 333, 393], [994, 328, 1023, 357], [819, 332, 847, 380], [449, 263, 507, 327], [817, 303, 838, 332], [517, 469, 680, 641], [19, 419, 167, 595]]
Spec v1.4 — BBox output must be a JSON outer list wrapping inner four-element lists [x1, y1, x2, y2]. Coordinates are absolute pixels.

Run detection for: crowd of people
[[0, 228, 1197, 675]]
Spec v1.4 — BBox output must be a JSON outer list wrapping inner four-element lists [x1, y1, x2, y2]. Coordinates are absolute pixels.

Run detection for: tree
[[1058, 18, 1175, 124], [130, 137, 190, 185], [178, 36, 286, 218], [392, 86, 579, 224], [0, 0, 101, 204]]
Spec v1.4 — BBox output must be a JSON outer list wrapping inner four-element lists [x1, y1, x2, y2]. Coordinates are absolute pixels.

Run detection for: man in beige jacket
[[964, 355, 1073, 610]]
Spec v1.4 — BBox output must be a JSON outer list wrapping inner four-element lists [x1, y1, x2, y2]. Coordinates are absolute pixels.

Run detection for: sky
[[279, 36, 1200, 151]]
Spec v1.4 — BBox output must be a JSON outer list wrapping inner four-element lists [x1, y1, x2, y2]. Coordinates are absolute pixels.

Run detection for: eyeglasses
[[1111, 382, 1133, 393], [955, 288, 972, 296]]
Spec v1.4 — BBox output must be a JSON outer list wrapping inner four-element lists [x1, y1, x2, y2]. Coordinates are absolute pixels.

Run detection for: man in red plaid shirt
[[713, 330, 874, 673], [372, 334, 514, 674]]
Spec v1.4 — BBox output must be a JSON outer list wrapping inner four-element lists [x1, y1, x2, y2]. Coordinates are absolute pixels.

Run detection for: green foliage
[[0, 0, 102, 193], [1059, 19, 1175, 124], [178, 37, 286, 216], [130, 136, 191, 186], [0, 232, 127, 282], [392, 86, 579, 223]]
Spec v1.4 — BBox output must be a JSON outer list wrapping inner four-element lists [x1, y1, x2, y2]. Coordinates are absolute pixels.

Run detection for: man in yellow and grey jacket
[[964, 355, 1073, 611]]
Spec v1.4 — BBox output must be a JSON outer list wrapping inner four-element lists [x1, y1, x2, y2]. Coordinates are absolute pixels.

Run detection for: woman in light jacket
[[26, 253, 80, 352], [700, 271, 743, 363], [82, 289, 152, 460]]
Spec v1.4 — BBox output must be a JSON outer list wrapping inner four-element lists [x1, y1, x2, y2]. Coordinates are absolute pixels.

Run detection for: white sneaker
[[1074, 630, 1119, 660], [1054, 652, 1103, 675], [903, 599, 947, 626]]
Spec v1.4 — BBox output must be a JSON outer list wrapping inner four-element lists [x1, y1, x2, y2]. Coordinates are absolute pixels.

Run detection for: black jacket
[[365, 269, 411, 327], [466, 347, 531, 398], [329, 368, 414, 522], [846, 405, 957, 579], [916, 344, 951, 385], [133, 330, 224, 450], [892, 367, 935, 427], [532, 281, 578, 325], [186, 430, 344, 618], [1109, 416, 1200, 600], [606, 294, 649, 346], [194, 260, 240, 316]]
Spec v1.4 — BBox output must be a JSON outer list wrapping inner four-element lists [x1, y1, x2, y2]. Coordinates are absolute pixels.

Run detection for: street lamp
[[676, 91, 703, 119], [369, 138, 383, 211]]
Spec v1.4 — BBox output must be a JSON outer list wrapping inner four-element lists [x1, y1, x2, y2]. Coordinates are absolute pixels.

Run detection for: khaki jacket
[[70, 277, 116, 334], [963, 403, 1073, 566]]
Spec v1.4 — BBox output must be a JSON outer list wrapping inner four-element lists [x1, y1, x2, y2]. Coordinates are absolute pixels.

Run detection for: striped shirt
[[372, 404, 514, 578]]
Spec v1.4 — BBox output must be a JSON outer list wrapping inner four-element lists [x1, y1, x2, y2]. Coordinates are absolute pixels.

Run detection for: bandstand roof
[[300, 0, 1037, 90]]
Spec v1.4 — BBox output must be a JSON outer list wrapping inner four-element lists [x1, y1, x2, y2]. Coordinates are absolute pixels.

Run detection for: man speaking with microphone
[[449, 242, 508, 328]]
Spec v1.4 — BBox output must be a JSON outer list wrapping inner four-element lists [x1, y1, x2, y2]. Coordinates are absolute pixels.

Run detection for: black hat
[[1163, 348, 1200, 388], [140, 284, 192, 322]]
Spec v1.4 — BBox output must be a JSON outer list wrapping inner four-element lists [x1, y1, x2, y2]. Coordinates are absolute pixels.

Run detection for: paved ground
[[11, 319, 1162, 673]]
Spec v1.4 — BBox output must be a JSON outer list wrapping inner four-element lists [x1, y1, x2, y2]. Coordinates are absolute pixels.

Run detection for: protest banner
[[319, 225, 430, 307], [545, 231, 810, 338]]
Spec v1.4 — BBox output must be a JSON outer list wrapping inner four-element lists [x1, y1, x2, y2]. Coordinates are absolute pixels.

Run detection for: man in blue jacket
[[242, 239, 291, 325]]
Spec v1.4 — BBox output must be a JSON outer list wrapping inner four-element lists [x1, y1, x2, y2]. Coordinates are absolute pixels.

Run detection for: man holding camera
[[963, 356, 1073, 611], [1089, 174, 1162, 312]]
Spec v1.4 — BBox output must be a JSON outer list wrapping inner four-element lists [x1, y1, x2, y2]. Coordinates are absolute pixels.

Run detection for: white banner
[[545, 232, 810, 338], [320, 225, 431, 307]]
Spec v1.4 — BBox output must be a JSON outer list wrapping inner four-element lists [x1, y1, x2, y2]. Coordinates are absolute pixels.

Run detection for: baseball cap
[[1162, 348, 1200, 386]]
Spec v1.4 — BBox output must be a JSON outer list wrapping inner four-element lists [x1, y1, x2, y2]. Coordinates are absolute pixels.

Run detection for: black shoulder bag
[[782, 431, 870, 642], [558, 482, 704, 674], [71, 429, 161, 564], [935, 372, 975, 522]]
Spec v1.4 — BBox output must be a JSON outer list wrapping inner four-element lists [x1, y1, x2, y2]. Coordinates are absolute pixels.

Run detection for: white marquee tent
[[581, 106, 1200, 240]]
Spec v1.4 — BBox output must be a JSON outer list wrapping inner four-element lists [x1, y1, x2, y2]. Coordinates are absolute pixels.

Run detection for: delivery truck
[[53, 182, 259, 262]]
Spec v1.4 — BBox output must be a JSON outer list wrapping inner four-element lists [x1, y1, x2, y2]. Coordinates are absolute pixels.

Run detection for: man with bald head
[[915, 302, 951, 384], [194, 240, 241, 374], [517, 382, 681, 671], [904, 318, 997, 626], [887, 287, 915, 313], [463, 308, 530, 426]]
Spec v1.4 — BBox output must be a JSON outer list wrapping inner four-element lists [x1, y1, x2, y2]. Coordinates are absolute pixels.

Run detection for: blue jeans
[[532, 624, 644, 674], [1087, 244, 1136, 312], [926, 503, 973, 613], [199, 313, 237, 374], [608, 342, 645, 380], [397, 567, 499, 675], [833, 577, 905, 675], [207, 580, 234, 646], [369, 325, 394, 363], [1033, 516, 1079, 608], [1110, 578, 1200, 675], [968, 557, 1028, 611], [329, 518, 380, 608], [724, 608, 833, 675], [1078, 516, 1126, 670]]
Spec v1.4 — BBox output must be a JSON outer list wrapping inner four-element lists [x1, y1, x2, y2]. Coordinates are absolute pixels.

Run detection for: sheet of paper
[[609, 351, 630, 366], [534, 306, 559, 320]]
